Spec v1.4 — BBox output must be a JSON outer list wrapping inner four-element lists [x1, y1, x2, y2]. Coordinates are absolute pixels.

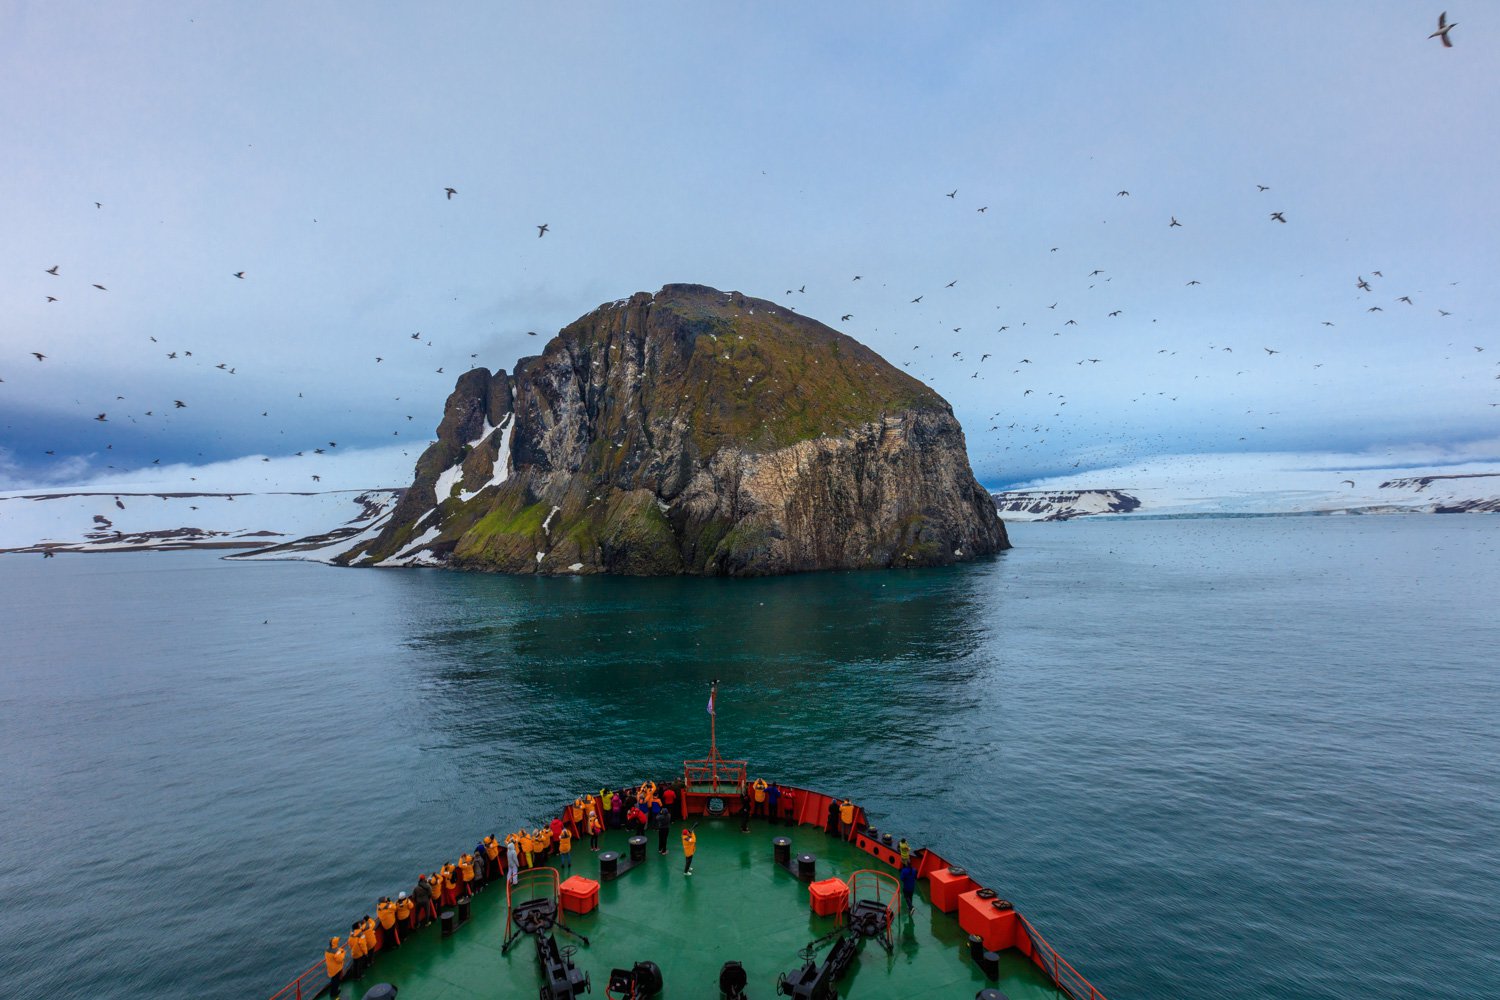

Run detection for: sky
[[2, 1, 1496, 493]]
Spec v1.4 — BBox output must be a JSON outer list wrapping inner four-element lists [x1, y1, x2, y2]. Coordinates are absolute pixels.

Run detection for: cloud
[[0, 441, 422, 495]]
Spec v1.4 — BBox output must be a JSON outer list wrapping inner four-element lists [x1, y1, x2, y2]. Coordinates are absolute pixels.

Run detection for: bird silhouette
[[445, 187, 457, 199], [93, 283, 106, 290], [946, 280, 957, 288], [32, 352, 45, 361], [174, 400, 186, 408], [946, 190, 957, 198], [1368, 306, 1383, 312], [1257, 184, 1270, 192], [1269, 212, 1287, 223], [46, 296, 57, 302], [1397, 296, 1413, 304], [1357, 277, 1372, 291], [1186, 280, 1201, 286], [1264, 348, 1280, 355], [1342, 480, 1356, 487], [233, 271, 245, 279], [840, 314, 852, 322], [1439, 310, 1451, 316], [95, 413, 107, 422], [1117, 191, 1129, 197], [1430, 11, 1456, 46], [46, 265, 59, 275], [1169, 216, 1182, 227], [410, 332, 421, 340], [1108, 310, 1122, 317], [375, 356, 383, 362], [537, 224, 549, 237], [910, 296, 922, 303], [977, 206, 987, 213]]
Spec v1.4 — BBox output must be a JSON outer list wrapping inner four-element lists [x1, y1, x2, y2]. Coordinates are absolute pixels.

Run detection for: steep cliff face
[[339, 284, 1008, 574]]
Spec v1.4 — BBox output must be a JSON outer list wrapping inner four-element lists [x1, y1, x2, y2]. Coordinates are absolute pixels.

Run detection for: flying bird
[[1368, 306, 1383, 312], [1269, 212, 1287, 223], [1342, 480, 1356, 487], [445, 187, 457, 199], [537, 224, 549, 237], [840, 314, 852, 322], [1117, 191, 1129, 196], [1397, 296, 1413, 304], [946, 190, 957, 199], [1430, 11, 1456, 46], [1264, 348, 1280, 355], [410, 332, 421, 340], [977, 206, 987, 213], [1169, 216, 1182, 227], [1357, 277, 1372, 291], [174, 400, 186, 408], [95, 413, 107, 422], [1186, 280, 1202, 286], [92, 284, 106, 290], [233, 271, 245, 279], [46, 265, 59, 275], [46, 296, 57, 303], [1439, 309, 1451, 316], [1257, 185, 1270, 192], [32, 352, 45, 361], [1108, 310, 1122, 317], [910, 296, 922, 304], [946, 280, 957, 288]]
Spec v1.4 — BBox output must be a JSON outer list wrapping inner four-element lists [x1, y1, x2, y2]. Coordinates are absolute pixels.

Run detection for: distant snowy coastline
[[992, 471, 1500, 521], [0, 489, 401, 555]]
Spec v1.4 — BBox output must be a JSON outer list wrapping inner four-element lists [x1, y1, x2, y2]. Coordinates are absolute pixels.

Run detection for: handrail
[[1017, 913, 1109, 1000], [266, 959, 326, 1000]]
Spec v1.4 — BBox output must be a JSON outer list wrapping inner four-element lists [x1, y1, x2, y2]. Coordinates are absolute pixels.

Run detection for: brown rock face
[[340, 284, 1008, 574]]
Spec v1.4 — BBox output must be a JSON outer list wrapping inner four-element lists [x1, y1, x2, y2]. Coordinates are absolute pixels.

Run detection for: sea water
[[1, 515, 1496, 1000]]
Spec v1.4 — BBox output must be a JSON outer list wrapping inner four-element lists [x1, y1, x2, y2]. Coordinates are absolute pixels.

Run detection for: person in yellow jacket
[[557, 827, 573, 872], [324, 936, 347, 998], [587, 808, 602, 851], [839, 799, 856, 840], [519, 829, 534, 868], [681, 826, 697, 875], [361, 914, 379, 959], [458, 853, 475, 897], [600, 788, 614, 826], [346, 921, 367, 979], [395, 892, 415, 934], [752, 778, 769, 818], [376, 897, 400, 949], [484, 835, 501, 886]]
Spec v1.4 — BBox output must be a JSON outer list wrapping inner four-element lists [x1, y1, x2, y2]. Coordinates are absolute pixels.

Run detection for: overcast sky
[[2, 1, 1496, 492]]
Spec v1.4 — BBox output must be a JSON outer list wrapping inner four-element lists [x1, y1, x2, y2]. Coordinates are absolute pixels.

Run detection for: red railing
[[683, 757, 746, 793], [266, 959, 326, 1000], [1018, 913, 1109, 1000]]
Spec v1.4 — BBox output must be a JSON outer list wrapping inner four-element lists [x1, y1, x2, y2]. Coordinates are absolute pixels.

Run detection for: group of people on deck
[[319, 780, 686, 997], [317, 778, 896, 997]]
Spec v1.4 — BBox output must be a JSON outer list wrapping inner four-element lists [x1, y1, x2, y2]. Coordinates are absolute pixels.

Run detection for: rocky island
[[337, 284, 1007, 575]]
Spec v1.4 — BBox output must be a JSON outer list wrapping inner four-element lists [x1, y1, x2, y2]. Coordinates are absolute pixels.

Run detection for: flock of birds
[[3, 11, 1487, 498]]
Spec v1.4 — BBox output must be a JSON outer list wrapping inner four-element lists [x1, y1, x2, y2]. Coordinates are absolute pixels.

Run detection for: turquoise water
[[1, 516, 1497, 1000]]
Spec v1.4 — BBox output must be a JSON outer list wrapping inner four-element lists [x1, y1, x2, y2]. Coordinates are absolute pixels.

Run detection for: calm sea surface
[[2, 516, 1497, 1000]]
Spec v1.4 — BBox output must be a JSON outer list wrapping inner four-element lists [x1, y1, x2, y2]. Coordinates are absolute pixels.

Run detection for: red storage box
[[957, 889, 1017, 951], [559, 875, 600, 914], [808, 878, 849, 917], [928, 867, 975, 913]]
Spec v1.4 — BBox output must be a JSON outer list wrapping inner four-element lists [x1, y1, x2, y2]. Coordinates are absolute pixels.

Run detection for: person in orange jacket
[[484, 835, 501, 887], [457, 853, 475, 897], [587, 808, 602, 852], [376, 896, 400, 948], [557, 826, 573, 872], [681, 826, 697, 875], [752, 777, 769, 818], [395, 892, 415, 934], [361, 914, 378, 959], [324, 936, 347, 998], [346, 921, 367, 979], [839, 798, 856, 840]]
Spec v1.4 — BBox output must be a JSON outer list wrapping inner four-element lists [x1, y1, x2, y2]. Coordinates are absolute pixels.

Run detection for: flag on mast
[[707, 683, 716, 716]]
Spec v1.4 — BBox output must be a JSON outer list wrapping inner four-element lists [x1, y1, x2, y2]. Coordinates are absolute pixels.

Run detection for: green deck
[[331, 818, 1065, 1000]]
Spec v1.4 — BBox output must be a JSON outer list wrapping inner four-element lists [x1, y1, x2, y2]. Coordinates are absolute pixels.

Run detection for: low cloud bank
[[0, 442, 422, 495]]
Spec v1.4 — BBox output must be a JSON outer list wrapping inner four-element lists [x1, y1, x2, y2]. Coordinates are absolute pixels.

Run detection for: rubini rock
[[339, 284, 1008, 575]]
